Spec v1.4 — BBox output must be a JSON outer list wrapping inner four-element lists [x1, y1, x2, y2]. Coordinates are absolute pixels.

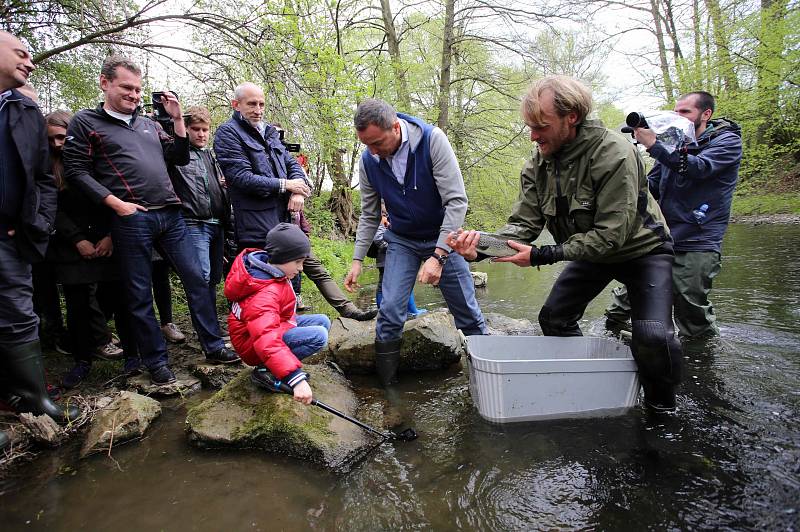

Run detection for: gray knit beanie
[[265, 223, 311, 264]]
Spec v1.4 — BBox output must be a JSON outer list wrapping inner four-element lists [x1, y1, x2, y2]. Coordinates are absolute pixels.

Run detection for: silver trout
[[476, 232, 517, 258]]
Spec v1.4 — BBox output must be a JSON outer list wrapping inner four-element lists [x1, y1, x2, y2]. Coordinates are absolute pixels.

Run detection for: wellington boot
[[375, 339, 403, 387], [0, 340, 81, 424], [641, 378, 677, 414], [0, 430, 9, 452]]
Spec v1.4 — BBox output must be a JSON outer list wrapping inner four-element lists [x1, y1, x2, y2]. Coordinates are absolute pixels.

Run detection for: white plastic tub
[[465, 335, 640, 423]]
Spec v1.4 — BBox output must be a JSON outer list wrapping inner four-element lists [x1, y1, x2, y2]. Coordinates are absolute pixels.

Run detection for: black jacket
[[169, 146, 230, 223], [63, 104, 189, 208], [48, 185, 119, 284], [4, 89, 57, 262]]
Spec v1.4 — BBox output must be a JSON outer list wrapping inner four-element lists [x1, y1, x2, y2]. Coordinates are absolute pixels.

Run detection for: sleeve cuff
[[285, 369, 309, 388]]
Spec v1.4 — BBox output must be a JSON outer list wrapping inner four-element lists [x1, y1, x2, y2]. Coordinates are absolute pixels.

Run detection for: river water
[[0, 223, 798, 530]]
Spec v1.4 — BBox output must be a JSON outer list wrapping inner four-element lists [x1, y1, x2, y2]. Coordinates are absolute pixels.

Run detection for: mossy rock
[[323, 310, 464, 374], [185, 365, 374, 471]]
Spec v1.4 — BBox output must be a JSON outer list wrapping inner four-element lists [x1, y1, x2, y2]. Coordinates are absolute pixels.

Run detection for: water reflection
[[1, 224, 798, 530]]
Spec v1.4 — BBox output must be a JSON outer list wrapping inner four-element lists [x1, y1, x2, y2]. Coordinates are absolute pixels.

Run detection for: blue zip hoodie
[[647, 118, 742, 253]]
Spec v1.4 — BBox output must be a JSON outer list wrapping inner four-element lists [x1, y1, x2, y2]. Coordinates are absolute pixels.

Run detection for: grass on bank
[[731, 192, 800, 216]]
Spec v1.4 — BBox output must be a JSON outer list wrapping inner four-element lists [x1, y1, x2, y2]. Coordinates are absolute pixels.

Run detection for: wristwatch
[[432, 253, 448, 267]]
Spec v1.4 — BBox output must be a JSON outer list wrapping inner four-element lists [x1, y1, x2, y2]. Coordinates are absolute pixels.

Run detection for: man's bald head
[[232, 82, 266, 127], [0, 30, 36, 91]]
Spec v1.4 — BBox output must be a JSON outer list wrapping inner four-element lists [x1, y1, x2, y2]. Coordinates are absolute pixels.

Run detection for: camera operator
[[605, 92, 742, 340], [64, 55, 239, 386]]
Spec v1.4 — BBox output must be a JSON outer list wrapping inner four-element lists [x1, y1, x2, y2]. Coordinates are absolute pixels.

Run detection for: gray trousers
[[605, 250, 721, 339], [0, 239, 39, 347]]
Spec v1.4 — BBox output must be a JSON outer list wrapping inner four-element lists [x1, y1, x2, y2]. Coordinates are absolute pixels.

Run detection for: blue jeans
[[282, 314, 330, 360], [377, 230, 487, 342], [110, 207, 224, 369], [185, 220, 224, 301]]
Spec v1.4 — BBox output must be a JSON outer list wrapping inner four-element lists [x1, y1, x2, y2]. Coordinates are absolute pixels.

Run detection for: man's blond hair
[[184, 106, 211, 126], [521, 75, 593, 126]]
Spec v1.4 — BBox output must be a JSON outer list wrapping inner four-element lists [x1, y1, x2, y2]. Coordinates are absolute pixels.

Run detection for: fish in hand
[[476, 232, 517, 258]]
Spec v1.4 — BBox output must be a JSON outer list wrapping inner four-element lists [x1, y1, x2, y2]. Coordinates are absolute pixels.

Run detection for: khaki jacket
[[496, 119, 671, 263]]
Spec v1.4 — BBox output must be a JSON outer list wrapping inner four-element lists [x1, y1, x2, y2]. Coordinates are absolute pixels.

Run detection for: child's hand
[[292, 381, 313, 405]]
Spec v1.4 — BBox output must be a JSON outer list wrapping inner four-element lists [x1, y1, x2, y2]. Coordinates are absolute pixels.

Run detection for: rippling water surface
[[0, 224, 798, 530]]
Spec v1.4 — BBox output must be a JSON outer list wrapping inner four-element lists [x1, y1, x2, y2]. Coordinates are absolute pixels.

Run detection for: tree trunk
[[326, 148, 356, 237], [649, 0, 674, 102], [379, 0, 411, 111], [437, 0, 456, 132], [754, 0, 788, 144], [703, 0, 740, 91]]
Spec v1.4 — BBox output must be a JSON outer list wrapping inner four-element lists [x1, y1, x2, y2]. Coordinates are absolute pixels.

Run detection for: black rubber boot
[[374, 339, 402, 387], [641, 378, 677, 413], [0, 430, 9, 452], [0, 340, 81, 424]]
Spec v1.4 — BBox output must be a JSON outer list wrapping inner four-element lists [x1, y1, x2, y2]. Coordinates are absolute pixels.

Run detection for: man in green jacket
[[448, 75, 683, 412]]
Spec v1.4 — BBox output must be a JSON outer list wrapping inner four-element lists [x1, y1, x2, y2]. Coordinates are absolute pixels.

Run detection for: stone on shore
[[185, 365, 377, 471], [483, 313, 538, 336], [471, 271, 488, 288], [190, 363, 246, 389], [126, 374, 202, 397], [323, 310, 464, 374], [81, 391, 162, 457]]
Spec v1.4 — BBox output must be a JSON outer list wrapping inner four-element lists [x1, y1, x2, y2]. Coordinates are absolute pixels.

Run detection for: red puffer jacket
[[224, 249, 301, 379]]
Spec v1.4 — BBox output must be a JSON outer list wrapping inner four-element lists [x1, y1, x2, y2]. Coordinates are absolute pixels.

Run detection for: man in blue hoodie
[[605, 91, 742, 339], [344, 98, 487, 386]]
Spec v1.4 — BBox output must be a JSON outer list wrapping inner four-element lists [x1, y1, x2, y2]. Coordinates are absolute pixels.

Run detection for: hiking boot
[[61, 360, 92, 390], [161, 323, 186, 343], [250, 366, 280, 392], [149, 365, 177, 386], [340, 307, 378, 321], [94, 342, 124, 361], [123, 357, 144, 377], [205, 347, 241, 365]]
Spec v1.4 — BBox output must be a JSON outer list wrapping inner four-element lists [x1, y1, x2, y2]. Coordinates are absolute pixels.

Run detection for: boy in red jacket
[[225, 223, 330, 404]]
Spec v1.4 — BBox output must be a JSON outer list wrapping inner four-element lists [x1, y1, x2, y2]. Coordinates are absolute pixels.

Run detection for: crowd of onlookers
[[1, 26, 743, 453]]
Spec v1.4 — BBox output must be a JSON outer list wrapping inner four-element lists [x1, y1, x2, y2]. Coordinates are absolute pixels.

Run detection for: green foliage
[[731, 192, 800, 216]]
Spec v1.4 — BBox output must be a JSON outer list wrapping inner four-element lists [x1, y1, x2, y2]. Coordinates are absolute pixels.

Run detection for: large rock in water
[[483, 312, 538, 336], [81, 391, 162, 457], [323, 310, 464, 374], [185, 365, 375, 471]]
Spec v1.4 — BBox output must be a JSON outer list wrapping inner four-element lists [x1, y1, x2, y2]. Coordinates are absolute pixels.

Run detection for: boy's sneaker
[[295, 295, 307, 311], [61, 360, 92, 390], [205, 347, 241, 365], [94, 342, 124, 360], [161, 323, 186, 343], [149, 365, 177, 385], [250, 366, 280, 392]]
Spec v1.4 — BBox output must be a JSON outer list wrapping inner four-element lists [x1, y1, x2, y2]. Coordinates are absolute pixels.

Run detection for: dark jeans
[[152, 258, 173, 325], [185, 220, 224, 304], [62, 280, 135, 363], [0, 238, 39, 347], [539, 252, 683, 386], [111, 207, 224, 370]]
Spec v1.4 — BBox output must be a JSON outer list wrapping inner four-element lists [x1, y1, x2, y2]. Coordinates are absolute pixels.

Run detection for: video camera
[[276, 128, 301, 153], [150, 91, 178, 136], [621, 111, 647, 134]]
